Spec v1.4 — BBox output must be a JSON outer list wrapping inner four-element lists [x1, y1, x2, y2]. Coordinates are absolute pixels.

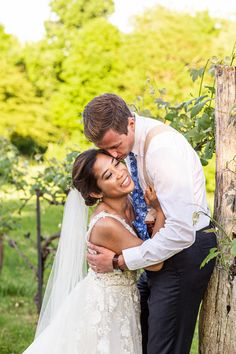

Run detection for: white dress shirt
[[123, 114, 210, 269]]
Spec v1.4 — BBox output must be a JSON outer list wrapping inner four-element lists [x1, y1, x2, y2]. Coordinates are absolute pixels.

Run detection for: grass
[[0, 177, 214, 353], [0, 195, 63, 354]]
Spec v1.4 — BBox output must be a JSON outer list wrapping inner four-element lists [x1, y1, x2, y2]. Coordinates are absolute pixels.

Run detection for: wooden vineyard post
[[199, 66, 236, 353]]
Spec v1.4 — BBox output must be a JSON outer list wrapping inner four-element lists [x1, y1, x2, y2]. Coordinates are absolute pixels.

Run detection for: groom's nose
[[107, 150, 118, 158]]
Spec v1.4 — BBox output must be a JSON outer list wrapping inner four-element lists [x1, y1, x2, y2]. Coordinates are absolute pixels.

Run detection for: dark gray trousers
[[137, 225, 217, 354]]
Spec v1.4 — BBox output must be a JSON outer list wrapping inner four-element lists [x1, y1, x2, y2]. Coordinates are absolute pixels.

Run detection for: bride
[[23, 149, 164, 354]]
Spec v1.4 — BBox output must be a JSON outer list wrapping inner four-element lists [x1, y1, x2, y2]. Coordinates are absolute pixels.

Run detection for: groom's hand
[[87, 243, 115, 273]]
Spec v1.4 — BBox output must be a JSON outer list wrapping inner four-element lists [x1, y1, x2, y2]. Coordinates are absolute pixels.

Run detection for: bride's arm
[[88, 188, 165, 273], [89, 217, 143, 254], [90, 217, 163, 272]]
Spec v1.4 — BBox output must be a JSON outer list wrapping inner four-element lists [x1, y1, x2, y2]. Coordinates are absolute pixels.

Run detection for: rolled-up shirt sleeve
[[123, 142, 196, 270]]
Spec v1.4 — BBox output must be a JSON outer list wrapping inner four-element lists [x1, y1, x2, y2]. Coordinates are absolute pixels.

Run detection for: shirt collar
[[132, 113, 146, 157]]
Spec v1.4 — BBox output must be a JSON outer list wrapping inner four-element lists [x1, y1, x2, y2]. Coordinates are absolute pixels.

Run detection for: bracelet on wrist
[[112, 254, 122, 273], [112, 254, 119, 270]]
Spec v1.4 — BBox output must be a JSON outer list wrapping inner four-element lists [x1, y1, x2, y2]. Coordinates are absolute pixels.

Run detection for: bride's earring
[[98, 196, 103, 203], [90, 192, 103, 203]]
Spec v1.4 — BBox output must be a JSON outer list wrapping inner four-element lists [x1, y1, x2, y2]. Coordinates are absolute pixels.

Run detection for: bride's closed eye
[[115, 160, 120, 167], [105, 160, 120, 180]]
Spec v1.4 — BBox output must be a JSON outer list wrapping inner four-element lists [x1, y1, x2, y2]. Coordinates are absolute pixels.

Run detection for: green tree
[[117, 8, 231, 110], [49, 18, 125, 131], [22, 0, 115, 146], [0, 26, 59, 155], [49, 0, 114, 29]]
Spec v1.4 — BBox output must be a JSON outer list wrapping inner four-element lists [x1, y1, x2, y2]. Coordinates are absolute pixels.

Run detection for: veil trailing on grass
[[35, 188, 88, 337]]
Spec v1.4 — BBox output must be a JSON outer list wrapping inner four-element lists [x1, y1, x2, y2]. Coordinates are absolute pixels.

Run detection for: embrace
[[24, 94, 217, 354]]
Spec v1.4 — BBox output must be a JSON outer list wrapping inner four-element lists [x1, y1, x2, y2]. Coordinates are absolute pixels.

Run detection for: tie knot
[[128, 152, 137, 171], [128, 152, 136, 163]]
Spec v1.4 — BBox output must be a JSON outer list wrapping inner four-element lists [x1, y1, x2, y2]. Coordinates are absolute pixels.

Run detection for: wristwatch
[[112, 254, 122, 273]]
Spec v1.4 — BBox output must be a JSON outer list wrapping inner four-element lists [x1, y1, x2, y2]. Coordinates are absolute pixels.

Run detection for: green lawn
[[0, 187, 214, 354], [0, 196, 63, 353]]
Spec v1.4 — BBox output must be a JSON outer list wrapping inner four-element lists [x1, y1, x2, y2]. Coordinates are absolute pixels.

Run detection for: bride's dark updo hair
[[72, 149, 111, 206]]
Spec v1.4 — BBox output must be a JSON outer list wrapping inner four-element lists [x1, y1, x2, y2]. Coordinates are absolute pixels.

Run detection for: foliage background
[[1, 1, 235, 157], [0, 0, 236, 353]]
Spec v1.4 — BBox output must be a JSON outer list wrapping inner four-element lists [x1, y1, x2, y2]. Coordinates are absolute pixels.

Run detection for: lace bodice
[[86, 211, 138, 286]]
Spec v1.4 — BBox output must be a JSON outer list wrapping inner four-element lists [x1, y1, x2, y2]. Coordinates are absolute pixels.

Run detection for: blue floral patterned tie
[[128, 152, 149, 240]]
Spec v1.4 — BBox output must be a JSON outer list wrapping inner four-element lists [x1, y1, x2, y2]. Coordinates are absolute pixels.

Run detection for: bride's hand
[[87, 242, 115, 273], [144, 186, 161, 211]]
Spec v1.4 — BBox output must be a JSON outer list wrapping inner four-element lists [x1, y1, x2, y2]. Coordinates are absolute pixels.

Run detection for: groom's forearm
[[119, 251, 163, 271]]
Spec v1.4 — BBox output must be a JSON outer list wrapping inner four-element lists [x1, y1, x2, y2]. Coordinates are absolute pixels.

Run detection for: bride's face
[[93, 153, 134, 198]]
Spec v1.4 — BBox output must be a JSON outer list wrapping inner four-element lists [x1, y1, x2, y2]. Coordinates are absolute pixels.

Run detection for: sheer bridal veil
[[35, 189, 89, 337]]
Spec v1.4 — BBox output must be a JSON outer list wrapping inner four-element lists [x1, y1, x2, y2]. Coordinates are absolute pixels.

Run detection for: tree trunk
[[199, 66, 236, 353]]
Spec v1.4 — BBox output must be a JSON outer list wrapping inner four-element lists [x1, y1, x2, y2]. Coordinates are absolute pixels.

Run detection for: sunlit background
[[0, 1, 235, 353]]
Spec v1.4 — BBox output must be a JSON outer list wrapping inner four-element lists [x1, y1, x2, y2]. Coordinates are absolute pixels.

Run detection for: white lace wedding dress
[[23, 211, 142, 354]]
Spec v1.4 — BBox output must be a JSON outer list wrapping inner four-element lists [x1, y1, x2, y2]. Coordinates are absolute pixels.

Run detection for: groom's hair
[[83, 93, 132, 143]]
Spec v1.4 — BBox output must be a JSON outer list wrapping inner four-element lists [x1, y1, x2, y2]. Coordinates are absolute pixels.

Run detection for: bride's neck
[[102, 196, 129, 216]]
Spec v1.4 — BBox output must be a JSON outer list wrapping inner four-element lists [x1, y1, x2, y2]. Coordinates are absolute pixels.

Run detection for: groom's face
[[97, 117, 135, 160]]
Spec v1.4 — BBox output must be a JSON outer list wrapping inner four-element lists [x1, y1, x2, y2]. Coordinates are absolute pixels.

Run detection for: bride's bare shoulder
[[90, 202, 112, 219], [89, 207, 122, 245]]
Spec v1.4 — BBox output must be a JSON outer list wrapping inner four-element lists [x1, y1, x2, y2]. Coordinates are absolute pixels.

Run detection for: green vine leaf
[[204, 85, 215, 94], [203, 228, 218, 233], [191, 102, 204, 117], [189, 67, 204, 82], [200, 247, 219, 269]]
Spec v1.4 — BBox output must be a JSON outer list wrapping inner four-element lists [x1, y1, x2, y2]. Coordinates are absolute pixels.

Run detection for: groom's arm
[[122, 143, 198, 270], [87, 187, 165, 273], [87, 245, 163, 272]]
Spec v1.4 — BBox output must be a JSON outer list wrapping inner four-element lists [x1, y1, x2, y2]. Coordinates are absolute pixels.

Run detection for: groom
[[83, 93, 216, 354]]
